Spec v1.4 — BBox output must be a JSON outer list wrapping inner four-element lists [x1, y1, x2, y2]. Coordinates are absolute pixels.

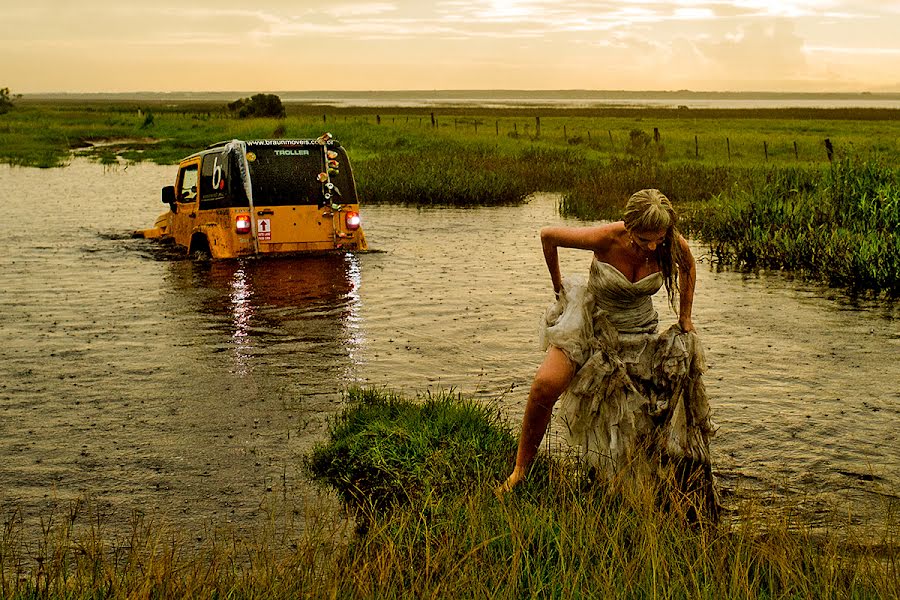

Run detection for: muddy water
[[1, 160, 898, 538]]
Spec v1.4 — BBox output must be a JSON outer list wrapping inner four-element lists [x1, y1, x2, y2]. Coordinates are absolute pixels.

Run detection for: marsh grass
[[694, 155, 900, 295], [3, 100, 899, 291], [2, 388, 897, 598]]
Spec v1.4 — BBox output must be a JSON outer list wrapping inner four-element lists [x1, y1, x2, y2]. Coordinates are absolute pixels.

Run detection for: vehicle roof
[[180, 138, 342, 162]]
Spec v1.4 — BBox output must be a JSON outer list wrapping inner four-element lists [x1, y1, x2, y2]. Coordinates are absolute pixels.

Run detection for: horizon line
[[20, 88, 900, 99]]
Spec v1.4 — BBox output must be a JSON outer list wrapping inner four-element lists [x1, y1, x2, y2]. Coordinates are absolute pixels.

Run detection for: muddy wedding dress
[[542, 258, 719, 517]]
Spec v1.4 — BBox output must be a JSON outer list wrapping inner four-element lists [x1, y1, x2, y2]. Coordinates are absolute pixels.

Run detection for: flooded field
[[1, 160, 898, 539]]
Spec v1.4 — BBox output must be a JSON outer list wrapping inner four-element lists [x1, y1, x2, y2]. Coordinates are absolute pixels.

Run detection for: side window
[[177, 164, 199, 203], [200, 151, 228, 208], [200, 151, 249, 209], [327, 146, 358, 204]]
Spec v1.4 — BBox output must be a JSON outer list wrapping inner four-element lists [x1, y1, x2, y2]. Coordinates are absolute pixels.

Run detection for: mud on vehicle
[[137, 134, 368, 258]]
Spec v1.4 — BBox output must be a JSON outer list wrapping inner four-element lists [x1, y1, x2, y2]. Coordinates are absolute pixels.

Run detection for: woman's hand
[[678, 316, 695, 333]]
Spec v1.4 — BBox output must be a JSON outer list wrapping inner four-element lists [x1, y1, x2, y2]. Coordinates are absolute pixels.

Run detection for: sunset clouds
[[2, 0, 898, 92]]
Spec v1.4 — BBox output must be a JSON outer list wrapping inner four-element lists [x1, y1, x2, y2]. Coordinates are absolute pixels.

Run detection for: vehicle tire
[[189, 235, 212, 261]]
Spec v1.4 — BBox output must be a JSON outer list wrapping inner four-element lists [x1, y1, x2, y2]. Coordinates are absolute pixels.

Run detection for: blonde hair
[[623, 189, 683, 312]]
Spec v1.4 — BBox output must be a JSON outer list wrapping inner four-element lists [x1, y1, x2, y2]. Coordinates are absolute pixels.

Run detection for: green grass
[[301, 388, 898, 598], [304, 387, 524, 515], [4, 387, 894, 598], [689, 155, 900, 295], [3, 100, 900, 293]]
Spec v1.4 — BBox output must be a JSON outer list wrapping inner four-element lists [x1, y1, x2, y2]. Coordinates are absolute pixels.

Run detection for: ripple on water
[[0, 162, 897, 539]]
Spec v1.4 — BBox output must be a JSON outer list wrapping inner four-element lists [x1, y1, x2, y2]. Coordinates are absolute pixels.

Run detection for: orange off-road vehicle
[[137, 135, 368, 258]]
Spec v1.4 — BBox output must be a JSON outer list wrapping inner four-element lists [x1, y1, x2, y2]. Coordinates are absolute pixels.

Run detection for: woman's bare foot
[[496, 465, 526, 495]]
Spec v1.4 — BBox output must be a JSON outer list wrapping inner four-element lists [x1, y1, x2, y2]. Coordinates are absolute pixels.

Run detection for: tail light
[[235, 214, 252, 234], [345, 211, 361, 231]]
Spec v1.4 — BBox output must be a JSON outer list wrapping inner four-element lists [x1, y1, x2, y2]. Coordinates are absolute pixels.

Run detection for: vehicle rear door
[[245, 142, 334, 248]]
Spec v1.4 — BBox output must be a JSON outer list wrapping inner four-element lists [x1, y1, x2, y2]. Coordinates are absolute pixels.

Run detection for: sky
[[3, 0, 899, 94]]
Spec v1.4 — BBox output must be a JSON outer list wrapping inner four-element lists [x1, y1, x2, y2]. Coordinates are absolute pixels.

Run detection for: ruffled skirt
[[542, 277, 720, 519]]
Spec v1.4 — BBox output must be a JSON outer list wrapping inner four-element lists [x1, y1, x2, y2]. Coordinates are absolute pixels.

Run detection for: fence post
[[430, 112, 436, 128], [608, 130, 614, 150], [764, 141, 768, 161], [653, 127, 660, 142], [376, 114, 381, 125], [695, 135, 699, 157], [824, 138, 834, 162], [323, 113, 327, 123], [536, 116, 541, 138], [496, 120, 499, 136], [726, 137, 731, 161], [793, 141, 799, 159]]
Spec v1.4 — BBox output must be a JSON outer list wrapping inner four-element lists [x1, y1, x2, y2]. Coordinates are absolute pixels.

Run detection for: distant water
[[29, 90, 900, 110], [281, 95, 900, 111]]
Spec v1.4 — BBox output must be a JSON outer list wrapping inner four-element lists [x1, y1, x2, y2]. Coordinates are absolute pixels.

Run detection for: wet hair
[[622, 189, 683, 312]]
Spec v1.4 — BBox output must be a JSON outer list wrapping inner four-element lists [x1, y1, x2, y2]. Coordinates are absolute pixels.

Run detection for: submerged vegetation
[[2, 388, 896, 598], [2, 99, 898, 293]]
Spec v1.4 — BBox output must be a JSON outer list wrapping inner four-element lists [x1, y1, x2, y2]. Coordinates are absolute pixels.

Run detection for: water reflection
[[161, 253, 364, 389], [224, 265, 254, 376]]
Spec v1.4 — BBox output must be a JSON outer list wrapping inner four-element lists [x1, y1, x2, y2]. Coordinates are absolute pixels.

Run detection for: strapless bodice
[[589, 260, 662, 334]]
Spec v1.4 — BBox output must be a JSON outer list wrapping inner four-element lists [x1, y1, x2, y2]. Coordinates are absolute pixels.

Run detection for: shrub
[[227, 93, 286, 119]]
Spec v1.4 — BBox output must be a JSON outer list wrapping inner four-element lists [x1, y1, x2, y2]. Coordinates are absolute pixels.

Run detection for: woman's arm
[[676, 235, 696, 332], [540, 225, 613, 295]]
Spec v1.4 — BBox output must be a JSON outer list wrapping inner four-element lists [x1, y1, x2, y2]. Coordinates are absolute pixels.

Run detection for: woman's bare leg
[[500, 346, 576, 491]]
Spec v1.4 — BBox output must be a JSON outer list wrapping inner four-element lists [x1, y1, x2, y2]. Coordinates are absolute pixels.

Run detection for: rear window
[[245, 142, 358, 206], [247, 144, 324, 206]]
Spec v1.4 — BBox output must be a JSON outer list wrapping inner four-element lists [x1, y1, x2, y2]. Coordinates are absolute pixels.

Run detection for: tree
[[227, 93, 285, 118], [0, 88, 15, 115]]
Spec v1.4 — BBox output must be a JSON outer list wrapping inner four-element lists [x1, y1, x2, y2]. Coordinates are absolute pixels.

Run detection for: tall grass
[[558, 156, 738, 220], [694, 155, 900, 295], [3, 387, 896, 598], [303, 388, 897, 598], [4, 100, 900, 292]]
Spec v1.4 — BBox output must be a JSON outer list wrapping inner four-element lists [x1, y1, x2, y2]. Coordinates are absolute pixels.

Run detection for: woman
[[501, 189, 718, 517]]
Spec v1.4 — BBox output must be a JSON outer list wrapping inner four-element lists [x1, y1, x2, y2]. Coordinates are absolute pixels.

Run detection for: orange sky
[[3, 1, 899, 93]]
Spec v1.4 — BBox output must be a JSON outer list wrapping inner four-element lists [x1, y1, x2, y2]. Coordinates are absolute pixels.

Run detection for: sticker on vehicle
[[258, 218, 271, 241]]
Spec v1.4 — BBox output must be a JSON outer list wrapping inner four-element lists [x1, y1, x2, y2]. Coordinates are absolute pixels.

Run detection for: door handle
[[257, 209, 274, 216]]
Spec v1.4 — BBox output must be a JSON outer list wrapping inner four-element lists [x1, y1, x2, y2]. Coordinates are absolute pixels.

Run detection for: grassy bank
[[2, 388, 895, 598], [2, 100, 899, 293], [694, 157, 900, 295]]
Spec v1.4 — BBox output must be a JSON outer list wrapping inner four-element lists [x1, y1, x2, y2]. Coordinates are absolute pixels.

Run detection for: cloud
[[2, 0, 898, 92], [695, 20, 808, 83]]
